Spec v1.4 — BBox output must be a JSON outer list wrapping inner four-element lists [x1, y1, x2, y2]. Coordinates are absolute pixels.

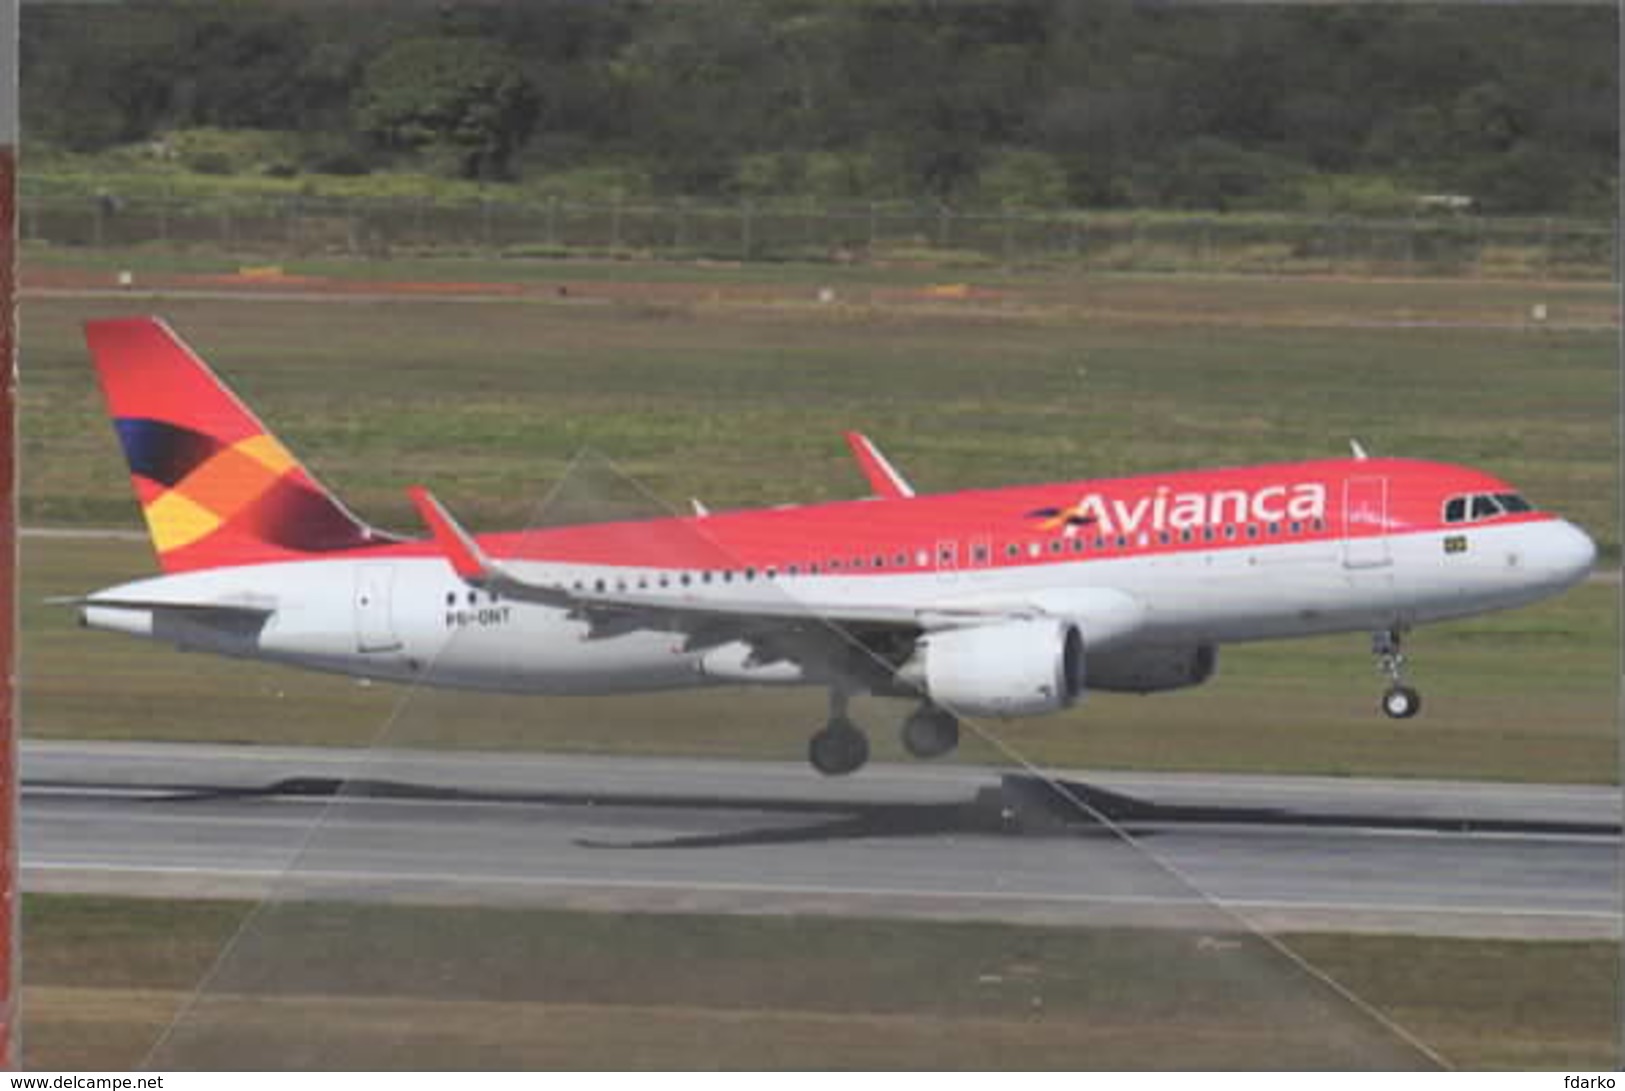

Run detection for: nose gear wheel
[[1372, 628, 1422, 719]]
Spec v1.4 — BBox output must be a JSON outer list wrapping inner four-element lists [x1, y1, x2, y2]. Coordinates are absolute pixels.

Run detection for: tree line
[[21, 1, 1619, 216]]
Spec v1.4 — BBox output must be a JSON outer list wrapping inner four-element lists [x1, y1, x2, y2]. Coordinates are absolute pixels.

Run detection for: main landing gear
[[808, 688, 870, 776], [1372, 627, 1421, 720], [807, 693, 964, 776], [901, 702, 960, 759]]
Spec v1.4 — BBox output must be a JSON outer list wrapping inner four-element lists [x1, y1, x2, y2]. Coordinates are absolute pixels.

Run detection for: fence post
[[938, 204, 951, 250], [92, 196, 103, 247], [672, 198, 685, 254], [481, 199, 493, 252], [610, 192, 622, 252], [868, 202, 878, 250], [740, 200, 753, 260], [1541, 216, 1553, 282], [546, 196, 558, 247]]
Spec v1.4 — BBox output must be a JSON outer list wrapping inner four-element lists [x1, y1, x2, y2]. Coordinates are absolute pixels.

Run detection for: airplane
[[73, 316, 1597, 776]]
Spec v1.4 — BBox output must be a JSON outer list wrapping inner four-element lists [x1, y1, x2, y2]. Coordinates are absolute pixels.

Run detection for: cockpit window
[[1445, 492, 1536, 524]]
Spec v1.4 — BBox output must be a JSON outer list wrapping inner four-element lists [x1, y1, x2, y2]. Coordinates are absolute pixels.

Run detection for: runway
[[21, 740, 1621, 940]]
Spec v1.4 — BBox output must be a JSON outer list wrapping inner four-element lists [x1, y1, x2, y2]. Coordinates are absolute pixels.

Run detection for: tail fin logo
[[114, 417, 367, 555], [87, 317, 395, 571]]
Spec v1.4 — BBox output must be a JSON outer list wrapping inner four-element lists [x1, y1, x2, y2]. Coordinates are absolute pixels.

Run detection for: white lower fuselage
[[83, 518, 1593, 697]]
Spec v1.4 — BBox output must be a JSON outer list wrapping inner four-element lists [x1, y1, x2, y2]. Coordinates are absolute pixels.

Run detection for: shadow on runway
[[27, 771, 1622, 851]]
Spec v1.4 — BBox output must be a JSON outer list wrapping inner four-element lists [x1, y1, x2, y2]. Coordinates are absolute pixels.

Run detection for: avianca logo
[[1028, 482, 1327, 536]]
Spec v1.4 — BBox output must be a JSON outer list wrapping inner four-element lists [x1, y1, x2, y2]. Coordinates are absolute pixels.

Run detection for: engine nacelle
[[1087, 644, 1217, 694], [913, 619, 1084, 718]]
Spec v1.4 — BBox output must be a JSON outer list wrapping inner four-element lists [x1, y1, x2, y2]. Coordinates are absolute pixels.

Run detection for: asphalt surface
[[22, 740, 1621, 939]]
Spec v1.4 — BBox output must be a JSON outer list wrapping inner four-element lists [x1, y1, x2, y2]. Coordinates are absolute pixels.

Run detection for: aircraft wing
[[408, 488, 1144, 653]]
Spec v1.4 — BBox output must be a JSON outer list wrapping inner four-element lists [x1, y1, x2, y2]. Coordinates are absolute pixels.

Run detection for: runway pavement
[[21, 740, 1621, 940]]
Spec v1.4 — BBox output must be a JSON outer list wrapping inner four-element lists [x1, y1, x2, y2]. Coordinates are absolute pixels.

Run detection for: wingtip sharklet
[[407, 486, 490, 582], [844, 431, 916, 499]]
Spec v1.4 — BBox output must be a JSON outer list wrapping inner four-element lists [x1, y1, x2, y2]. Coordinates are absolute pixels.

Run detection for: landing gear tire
[[1381, 685, 1421, 720], [1371, 627, 1422, 720], [809, 717, 870, 776], [901, 704, 960, 760]]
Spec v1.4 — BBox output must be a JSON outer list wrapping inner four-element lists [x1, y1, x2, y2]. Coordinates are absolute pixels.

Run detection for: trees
[[353, 36, 537, 180], [17, 2, 1618, 214]]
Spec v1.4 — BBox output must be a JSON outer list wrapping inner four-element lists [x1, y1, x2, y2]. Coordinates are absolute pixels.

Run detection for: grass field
[[18, 267, 1618, 781], [16, 266, 1620, 1070], [20, 269, 1616, 541], [21, 895, 1617, 1070]]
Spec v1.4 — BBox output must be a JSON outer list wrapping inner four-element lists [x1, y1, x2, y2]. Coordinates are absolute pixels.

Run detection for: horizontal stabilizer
[[63, 595, 274, 618]]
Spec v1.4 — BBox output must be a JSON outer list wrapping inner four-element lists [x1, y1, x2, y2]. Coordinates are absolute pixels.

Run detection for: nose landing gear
[[1372, 628, 1421, 719]]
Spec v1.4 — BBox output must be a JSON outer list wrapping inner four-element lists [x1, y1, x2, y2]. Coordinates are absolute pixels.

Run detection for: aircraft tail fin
[[83, 316, 396, 573]]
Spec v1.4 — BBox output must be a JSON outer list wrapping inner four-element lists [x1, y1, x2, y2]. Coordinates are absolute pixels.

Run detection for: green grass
[[18, 280, 1618, 538], [17, 272, 1617, 781], [22, 895, 1617, 1070]]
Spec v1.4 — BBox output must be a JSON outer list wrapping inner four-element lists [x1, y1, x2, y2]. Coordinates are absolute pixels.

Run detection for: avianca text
[[1063, 482, 1326, 536]]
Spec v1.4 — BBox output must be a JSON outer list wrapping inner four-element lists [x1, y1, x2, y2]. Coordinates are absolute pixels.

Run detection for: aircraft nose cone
[[1531, 520, 1596, 588]]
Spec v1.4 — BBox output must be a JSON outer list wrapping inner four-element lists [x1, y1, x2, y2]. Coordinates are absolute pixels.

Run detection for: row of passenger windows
[[545, 517, 1329, 595], [1443, 492, 1534, 524]]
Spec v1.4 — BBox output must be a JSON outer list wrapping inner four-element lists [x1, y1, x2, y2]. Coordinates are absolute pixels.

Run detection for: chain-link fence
[[19, 193, 1617, 279]]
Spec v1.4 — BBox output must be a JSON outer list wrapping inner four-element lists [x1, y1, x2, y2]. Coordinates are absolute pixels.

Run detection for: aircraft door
[[355, 564, 403, 652], [935, 539, 959, 583], [1342, 477, 1391, 569]]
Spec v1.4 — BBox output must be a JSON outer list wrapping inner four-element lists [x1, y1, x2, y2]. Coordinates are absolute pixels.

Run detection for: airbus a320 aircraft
[[75, 317, 1596, 775]]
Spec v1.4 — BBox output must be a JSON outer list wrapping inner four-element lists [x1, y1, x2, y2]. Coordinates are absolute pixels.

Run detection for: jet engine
[[910, 619, 1084, 718], [1086, 644, 1217, 693]]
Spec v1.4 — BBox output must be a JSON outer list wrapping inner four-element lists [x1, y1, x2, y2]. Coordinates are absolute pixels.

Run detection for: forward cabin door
[[1342, 477, 1391, 569], [355, 564, 403, 652]]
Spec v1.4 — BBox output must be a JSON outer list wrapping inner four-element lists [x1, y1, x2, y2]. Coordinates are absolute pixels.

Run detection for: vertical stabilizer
[[83, 316, 393, 572]]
